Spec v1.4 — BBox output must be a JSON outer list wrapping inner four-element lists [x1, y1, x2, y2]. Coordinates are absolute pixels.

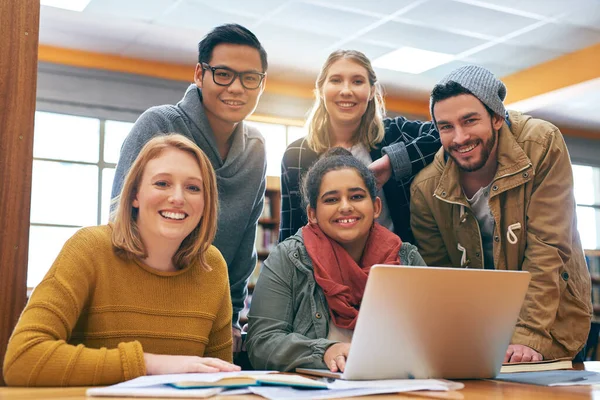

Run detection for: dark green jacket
[[247, 231, 425, 371]]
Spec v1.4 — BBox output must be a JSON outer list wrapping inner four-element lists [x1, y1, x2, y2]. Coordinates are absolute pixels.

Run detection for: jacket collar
[[287, 230, 317, 273], [433, 111, 533, 203]]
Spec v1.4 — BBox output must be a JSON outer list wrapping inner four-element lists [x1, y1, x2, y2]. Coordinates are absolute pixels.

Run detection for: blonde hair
[[111, 134, 218, 271], [306, 49, 386, 154]]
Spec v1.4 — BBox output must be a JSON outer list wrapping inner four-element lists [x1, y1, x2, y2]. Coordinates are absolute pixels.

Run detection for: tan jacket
[[410, 111, 592, 359]]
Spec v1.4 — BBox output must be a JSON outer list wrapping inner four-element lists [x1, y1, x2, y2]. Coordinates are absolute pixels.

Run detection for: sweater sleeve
[[2, 230, 146, 387], [228, 161, 266, 329], [204, 252, 234, 363], [381, 116, 440, 181], [279, 156, 296, 243], [278, 144, 307, 243]]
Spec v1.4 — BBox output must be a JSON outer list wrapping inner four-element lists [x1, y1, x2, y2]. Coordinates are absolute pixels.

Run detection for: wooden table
[[2, 362, 600, 400]]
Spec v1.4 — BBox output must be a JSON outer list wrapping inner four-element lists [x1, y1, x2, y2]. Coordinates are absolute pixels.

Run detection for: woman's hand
[[368, 155, 392, 189], [323, 343, 351, 372], [144, 353, 241, 375]]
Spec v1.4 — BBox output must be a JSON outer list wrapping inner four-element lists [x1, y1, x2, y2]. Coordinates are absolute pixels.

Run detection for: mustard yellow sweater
[[3, 225, 233, 387]]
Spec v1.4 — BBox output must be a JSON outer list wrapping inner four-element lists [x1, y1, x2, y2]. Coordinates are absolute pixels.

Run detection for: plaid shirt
[[279, 116, 440, 243]]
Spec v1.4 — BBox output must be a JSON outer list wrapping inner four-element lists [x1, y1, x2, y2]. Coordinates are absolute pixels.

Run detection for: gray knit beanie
[[430, 65, 507, 119]]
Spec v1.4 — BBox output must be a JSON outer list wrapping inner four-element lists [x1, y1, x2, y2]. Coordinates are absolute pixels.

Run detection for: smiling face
[[307, 168, 381, 256], [194, 43, 265, 135], [434, 94, 504, 172], [133, 147, 205, 249], [322, 58, 373, 128]]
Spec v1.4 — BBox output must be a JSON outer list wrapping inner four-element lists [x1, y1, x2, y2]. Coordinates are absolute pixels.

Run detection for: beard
[[446, 127, 497, 173]]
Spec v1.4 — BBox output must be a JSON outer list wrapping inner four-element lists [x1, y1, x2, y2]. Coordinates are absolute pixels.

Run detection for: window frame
[[573, 163, 600, 250]]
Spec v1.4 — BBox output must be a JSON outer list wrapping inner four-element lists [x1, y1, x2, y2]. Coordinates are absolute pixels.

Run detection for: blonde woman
[[4, 134, 239, 387], [279, 49, 439, 243]]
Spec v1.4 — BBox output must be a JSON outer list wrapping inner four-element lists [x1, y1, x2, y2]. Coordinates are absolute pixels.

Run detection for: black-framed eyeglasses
[[202, 63, 266, 90]]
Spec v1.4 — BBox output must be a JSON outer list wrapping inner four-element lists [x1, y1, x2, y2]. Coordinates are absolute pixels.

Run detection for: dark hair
[[301, 147, 377, 210], [430, 81, 495, 123], [198, 24, 268, 72]]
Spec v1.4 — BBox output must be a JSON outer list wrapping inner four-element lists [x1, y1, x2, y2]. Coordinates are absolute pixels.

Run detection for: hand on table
[[144, 353, 240, 375], [323, 343, 351, 372], [504, 344, 543, 363]]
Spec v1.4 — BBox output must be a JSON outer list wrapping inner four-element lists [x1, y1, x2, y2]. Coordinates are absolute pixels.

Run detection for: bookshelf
[[255, 176, 281, 260], [586, 249, 600, 360], [587, 250, 600, 319], [240, 176, 281, 325]]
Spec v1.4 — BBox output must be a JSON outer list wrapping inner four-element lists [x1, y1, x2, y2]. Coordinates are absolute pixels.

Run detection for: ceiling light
[[40, 0, 91, 12], [373, 47, 454, 74]]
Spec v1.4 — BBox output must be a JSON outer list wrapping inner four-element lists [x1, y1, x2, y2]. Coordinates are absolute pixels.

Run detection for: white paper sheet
[[99, 370, 276, 388], [86, 371, 464, 399], [85, 371, 275, 398], [86, 385, 224, 398], [327, 379, 464, 391], [249, 379, 464, 399]]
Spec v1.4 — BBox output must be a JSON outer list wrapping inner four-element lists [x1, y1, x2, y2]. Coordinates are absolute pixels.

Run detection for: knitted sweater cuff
[[118, 341, 146, 381]]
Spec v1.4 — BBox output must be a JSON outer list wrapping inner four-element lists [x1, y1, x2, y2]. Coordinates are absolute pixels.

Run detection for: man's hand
[[144, 353, 240, 375], [504, 344, 543, 363], [232, 326, 243, 353], [323, 342, 351, 372], [368, 155, 392, 189]]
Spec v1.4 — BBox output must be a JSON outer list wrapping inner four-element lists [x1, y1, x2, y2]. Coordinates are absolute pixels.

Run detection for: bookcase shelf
[[587, 249, 600, 325], [587, 249, 600, 257]]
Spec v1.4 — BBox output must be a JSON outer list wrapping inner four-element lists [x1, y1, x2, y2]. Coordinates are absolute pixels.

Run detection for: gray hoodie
[[111, 84, 266, 327]]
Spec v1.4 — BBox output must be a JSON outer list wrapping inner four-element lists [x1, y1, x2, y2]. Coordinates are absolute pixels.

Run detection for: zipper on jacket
[[436, 162, 532, 268], [433, 195, 484, 268], [487, 162, 531, 264]]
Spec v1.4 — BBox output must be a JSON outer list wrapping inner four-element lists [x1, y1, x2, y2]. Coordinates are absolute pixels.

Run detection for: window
[[29, 112, 600, 287], [573, 164, 600, 250], [28, 112, 304, 288], [246, 121, 306, 177], [28, 112, 132, 287]]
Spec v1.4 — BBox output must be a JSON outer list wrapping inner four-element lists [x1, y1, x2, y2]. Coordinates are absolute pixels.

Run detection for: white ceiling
[[39, 0, 600, 130]]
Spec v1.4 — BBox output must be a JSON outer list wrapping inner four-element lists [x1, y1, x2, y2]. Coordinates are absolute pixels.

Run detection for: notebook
[[298, 265, 531, 380], [169, 373, 327, 389], [499, 358, 572, 374]]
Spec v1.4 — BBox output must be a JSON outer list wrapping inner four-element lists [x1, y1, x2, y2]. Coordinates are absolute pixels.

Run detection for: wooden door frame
[[0, 0, 40, 385]]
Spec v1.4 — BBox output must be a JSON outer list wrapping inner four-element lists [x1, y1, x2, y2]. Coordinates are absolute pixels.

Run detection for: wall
[[37, 62, 600, 167], [37, 62, 313, 123], [564, 136, 600, 167]]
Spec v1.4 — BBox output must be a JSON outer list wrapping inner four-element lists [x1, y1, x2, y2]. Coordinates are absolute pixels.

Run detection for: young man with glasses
[[111, 23, 268, 353]]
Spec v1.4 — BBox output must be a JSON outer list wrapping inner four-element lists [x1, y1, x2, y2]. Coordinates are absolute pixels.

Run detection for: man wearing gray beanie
[[410, 65, 591, 363]]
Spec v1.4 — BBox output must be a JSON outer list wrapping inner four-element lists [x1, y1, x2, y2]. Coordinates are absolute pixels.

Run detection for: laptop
[[297, 265, 531, 380]]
